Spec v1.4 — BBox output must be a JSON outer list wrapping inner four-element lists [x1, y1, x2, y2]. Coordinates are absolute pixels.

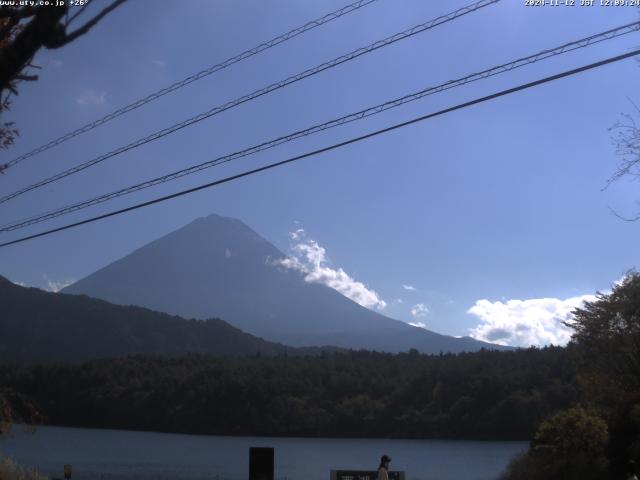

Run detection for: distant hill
[[63, 214, 509, 354], [0, 276, 323, 363]]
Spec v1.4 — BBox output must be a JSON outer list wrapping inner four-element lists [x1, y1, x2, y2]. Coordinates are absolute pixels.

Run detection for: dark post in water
[[249, 447, 274, 480]]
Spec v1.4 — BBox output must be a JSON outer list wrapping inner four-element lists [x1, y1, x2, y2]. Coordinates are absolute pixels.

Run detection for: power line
[[2, 21, 638, 233], [1, 48, 638, 249], [3, 0, 379, 169], [0, 0, 500, 206]]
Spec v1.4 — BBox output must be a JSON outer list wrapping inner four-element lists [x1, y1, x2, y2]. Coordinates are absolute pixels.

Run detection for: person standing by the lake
[[377, 455, 391, 480]]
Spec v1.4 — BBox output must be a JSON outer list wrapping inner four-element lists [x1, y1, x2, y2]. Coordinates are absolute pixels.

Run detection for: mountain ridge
[[0, 275, 342, 363], [63, 214, 510, 353]]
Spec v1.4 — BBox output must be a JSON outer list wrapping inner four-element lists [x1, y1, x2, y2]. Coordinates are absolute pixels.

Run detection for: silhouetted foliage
[[502, 272, 640, 479], [0, 388, 41, 435], [0, 2, 126, 95], [570, 272, 640, 404], [570, 273, 640, 477], [0, 2, 125, 173]]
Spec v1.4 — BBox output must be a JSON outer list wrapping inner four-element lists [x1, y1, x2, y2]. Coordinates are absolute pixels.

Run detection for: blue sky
[[0, 0, 639, 347]]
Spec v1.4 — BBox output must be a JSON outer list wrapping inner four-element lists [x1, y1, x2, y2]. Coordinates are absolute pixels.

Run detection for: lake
[[0, 425, 527, 480]]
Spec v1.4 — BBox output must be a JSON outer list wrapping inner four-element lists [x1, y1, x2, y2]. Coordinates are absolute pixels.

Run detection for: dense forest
[[0, 346, 575, 440]]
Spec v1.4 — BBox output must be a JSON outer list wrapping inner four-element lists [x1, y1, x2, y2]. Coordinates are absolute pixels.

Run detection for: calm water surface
[[0, 425, 526, 480]]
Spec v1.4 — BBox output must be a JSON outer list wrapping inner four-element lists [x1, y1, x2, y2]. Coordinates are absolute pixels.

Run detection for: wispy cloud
[[467, 294, 596, 347], [152, 59, 167, 67], [44, 278, 75, 293], [408, 321, 427, 329], [403, 284, 416, 291], [290, 228, 305, 241], [411, 303, 429, 318], [275, 229, 387, 311], [75, 89, 107, 107]]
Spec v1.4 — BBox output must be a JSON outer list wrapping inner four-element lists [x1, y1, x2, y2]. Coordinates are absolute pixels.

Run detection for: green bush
[[501, 407, 609, 480]]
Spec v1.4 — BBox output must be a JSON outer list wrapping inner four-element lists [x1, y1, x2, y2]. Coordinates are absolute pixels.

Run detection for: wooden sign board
[[331, 470, 405, 480]]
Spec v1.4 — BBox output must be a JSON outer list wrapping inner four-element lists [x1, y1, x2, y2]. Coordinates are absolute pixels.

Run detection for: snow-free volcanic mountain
[[63, 214, 505, 353]]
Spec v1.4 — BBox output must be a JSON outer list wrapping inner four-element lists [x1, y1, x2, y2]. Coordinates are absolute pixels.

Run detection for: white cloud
[[153, 59, 167, 67], [403, 284, 416, 291], [408, 321, 427, 329], [50, 59, 63, 68], [467, 294, 596, 347], [290, 228, 305, 241], [45, 278, 75, 293], [411, 303, 429, 318], [225, 248, 232, 258], [75, 89, 106, 107], [395, 298, 404, 304], [275, 229, 387, 311]]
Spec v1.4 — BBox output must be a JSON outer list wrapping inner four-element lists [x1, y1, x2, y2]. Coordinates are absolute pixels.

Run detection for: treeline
[[0, 346, 575, 440]]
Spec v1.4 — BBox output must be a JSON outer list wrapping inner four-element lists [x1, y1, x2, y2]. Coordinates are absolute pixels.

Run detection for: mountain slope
[[0, 275, 318, 363], [63, 214, 507, 353]]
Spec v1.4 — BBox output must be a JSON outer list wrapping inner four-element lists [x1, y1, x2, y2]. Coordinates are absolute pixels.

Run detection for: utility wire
[[1, 21, 638, 233], [3, 0, 379, 169], [1, 48, 638, 249], [0, 0, 500, 205]]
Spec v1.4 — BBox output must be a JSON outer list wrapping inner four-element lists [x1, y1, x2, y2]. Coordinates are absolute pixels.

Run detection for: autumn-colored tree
[[0, 388, 41, 435], [569, 272, 640, 405], [501, 274, 640, 479], [568, 272, 640, 475]]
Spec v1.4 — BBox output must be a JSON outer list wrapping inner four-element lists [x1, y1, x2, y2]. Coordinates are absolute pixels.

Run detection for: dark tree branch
[[0, 1, 126, 98], [0, 6, 67, 93], [15, 73, 38, 82], [608, 206, 640, 222], [0, 6, 37, 19], [605, 98, 640, 223], [0, 14, 22, 41], [65, 3, 90, 27], [53, 0, 126, 47]]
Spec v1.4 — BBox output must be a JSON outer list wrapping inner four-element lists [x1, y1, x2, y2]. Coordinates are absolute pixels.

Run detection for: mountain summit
[[64, 214, 505, 353]]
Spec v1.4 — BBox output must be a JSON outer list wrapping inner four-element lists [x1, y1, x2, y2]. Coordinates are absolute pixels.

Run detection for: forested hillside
[[0, 347, 575, 440], [0, 276, 324, 362]]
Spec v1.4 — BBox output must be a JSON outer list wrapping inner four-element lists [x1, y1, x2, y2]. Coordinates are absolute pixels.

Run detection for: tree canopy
[[503, 272, 640, 479]]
